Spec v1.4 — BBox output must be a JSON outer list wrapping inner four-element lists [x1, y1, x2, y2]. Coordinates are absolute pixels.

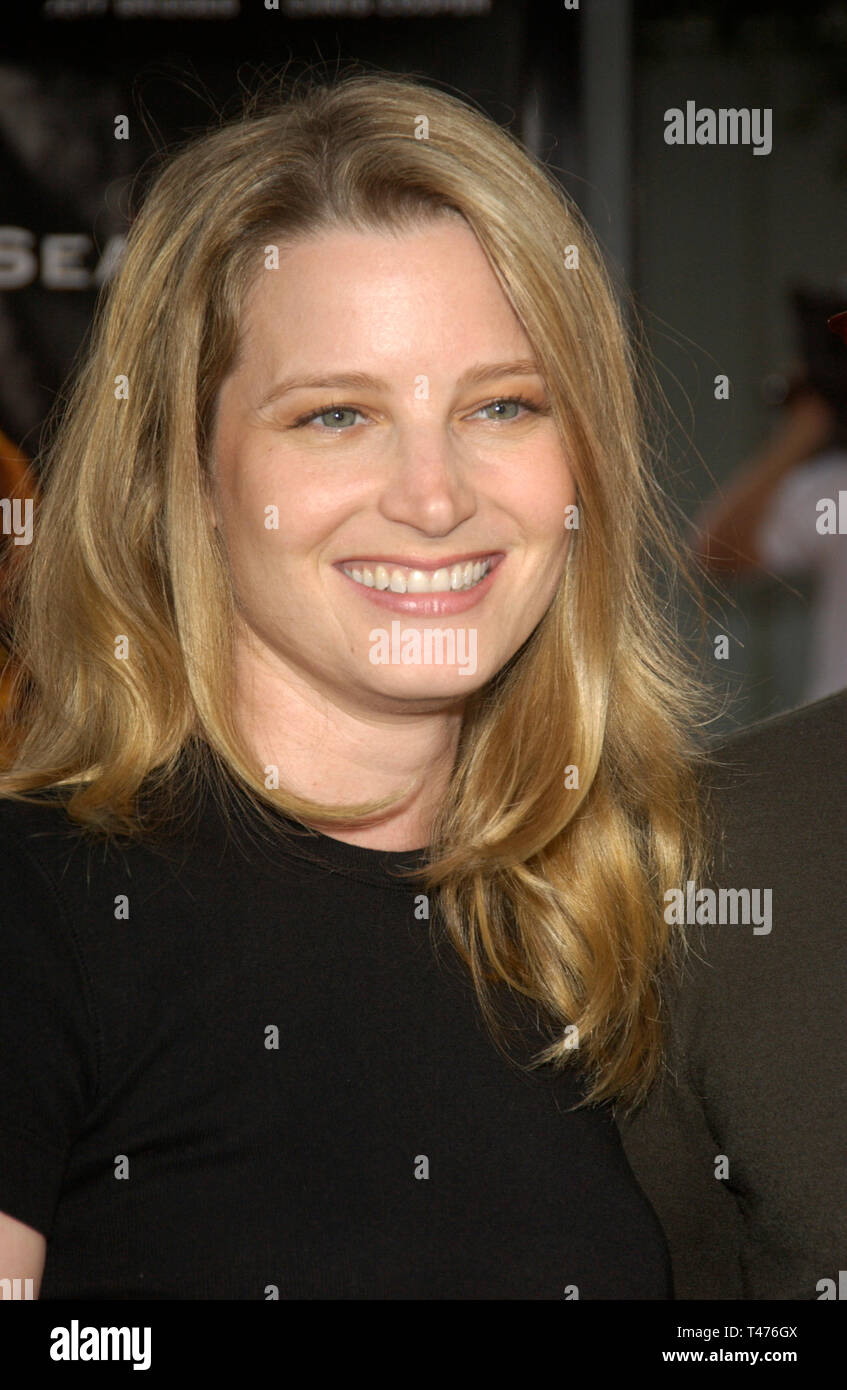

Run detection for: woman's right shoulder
[[0, 791, 84, 854], [0, 776, 233, 896], [0, 792, 92, 911]]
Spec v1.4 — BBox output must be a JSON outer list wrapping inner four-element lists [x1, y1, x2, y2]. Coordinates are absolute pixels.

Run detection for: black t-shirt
[[0, 767, 671, 1300]]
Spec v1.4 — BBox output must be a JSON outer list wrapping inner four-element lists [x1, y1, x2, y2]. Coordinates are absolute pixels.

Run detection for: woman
[[0, 71, 712, 1299]]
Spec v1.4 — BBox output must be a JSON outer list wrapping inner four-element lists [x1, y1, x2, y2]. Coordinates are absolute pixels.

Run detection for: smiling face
[[209, 215, 577, 717]]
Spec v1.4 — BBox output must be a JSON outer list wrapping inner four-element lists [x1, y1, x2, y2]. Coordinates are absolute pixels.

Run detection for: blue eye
[[296, 405, 361, 430], [290, 394, 543, 431], [477, 399, 524, 421]]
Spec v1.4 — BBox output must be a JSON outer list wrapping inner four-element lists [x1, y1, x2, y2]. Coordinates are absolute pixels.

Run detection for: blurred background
[[3, 0, 847, 736]]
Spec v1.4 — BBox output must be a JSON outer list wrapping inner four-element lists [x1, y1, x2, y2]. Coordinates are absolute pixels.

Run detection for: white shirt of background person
[[755, 449, 847, 703]]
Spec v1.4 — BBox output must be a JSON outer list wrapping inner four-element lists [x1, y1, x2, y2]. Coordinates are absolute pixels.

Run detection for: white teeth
[[343, 557, 494, 594]]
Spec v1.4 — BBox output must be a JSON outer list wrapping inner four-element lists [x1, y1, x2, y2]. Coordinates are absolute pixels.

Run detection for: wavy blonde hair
[[0, 69, 717, 1109]]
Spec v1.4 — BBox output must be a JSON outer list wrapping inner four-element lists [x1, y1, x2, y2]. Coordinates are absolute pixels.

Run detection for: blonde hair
[[0, 69, 718, 1109]]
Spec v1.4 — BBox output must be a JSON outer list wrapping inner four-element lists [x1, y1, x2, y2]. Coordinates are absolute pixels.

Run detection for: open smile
[[334, 552, 505, 616]]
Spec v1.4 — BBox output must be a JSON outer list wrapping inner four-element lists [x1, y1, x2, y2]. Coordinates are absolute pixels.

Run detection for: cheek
[[504, 444, 577, 535], [214, 444, 281, 535], [542, 444, 578, 502], [215, 445, 351, 562], [213, 462, 277, 571]]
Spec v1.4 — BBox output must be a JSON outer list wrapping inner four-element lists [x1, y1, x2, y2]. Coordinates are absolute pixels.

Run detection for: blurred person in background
[[694, 287, 847, 703]]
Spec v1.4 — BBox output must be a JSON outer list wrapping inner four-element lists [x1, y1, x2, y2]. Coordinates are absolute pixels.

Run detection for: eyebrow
[[256, 359, 544, 410]]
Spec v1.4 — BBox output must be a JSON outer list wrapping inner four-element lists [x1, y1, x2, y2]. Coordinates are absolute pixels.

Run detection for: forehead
[[234, 218, 528, 368]]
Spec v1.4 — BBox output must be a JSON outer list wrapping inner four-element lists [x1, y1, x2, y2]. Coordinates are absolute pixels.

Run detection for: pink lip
[[334, 553, 504, 616]]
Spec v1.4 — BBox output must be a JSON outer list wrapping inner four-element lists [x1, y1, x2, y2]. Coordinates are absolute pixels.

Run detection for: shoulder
[[679, 688, 847, 1004], [0, 789, 84, 840], [619, 694, 847, 1299], [0, 793, 89, 902], [703, 687, 847, 855], [0, 772, 303, 910], [707, 682, 847, 772], [656, 688, 847, 1033], [0, 788, 198, 914]]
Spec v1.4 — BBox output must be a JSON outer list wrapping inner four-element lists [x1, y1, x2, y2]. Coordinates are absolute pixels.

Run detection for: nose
[[375, 424, 479, 537]]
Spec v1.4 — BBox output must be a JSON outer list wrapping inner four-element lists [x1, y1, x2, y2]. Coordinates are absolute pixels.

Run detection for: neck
[[230, 634, 464, 851]]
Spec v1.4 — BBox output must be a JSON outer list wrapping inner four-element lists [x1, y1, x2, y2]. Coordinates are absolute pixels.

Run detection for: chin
[[366, 672, 487, 701]]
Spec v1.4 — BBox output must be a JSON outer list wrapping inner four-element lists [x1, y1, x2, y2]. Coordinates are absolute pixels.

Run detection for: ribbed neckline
[[156, 747, 435, 892], [276, 815, 431, 890]]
